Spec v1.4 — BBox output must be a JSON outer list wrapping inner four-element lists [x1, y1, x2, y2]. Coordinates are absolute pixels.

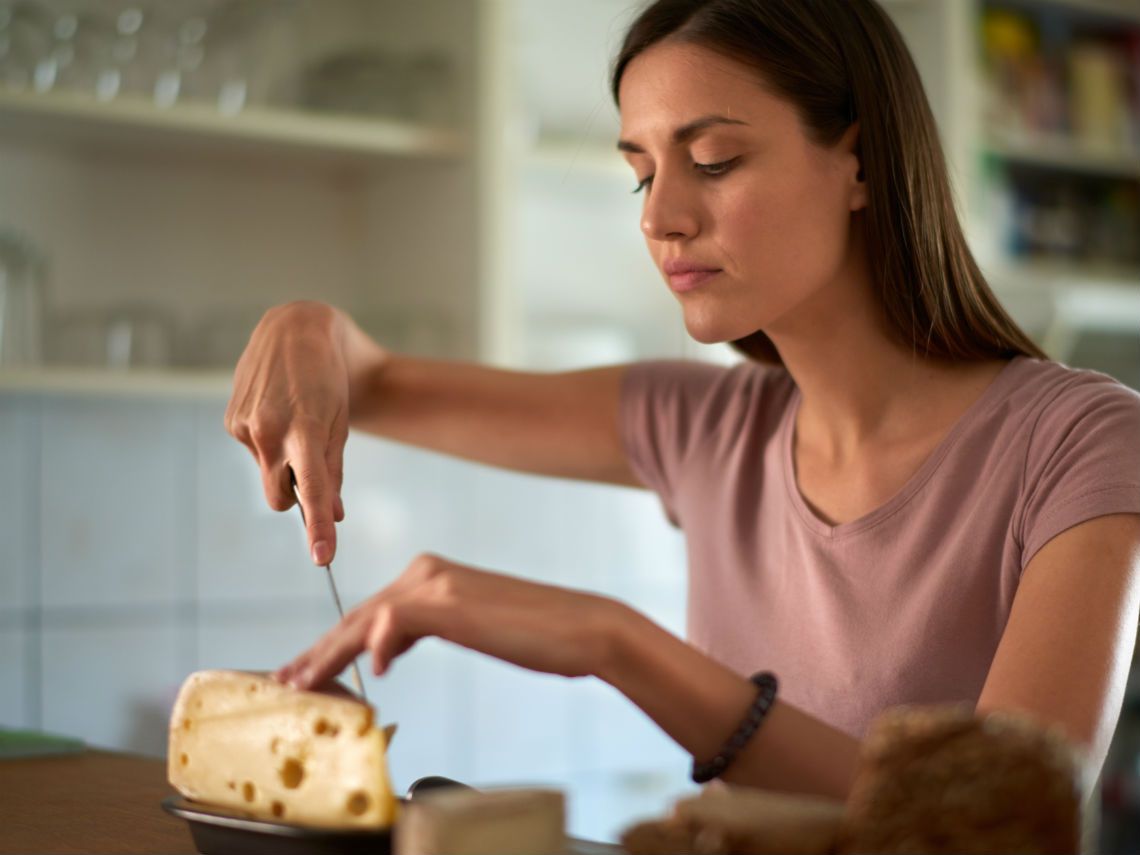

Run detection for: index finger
[[287, 461, 337, 566], [275, 611, 370, 690]]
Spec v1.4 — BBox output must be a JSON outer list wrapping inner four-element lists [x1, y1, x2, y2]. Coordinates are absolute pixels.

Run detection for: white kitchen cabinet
[[0, 0, 481, 387], [0, 0, 1136, 387]]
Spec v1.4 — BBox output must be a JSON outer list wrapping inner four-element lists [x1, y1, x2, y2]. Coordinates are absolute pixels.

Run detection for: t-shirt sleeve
[[1017, 373, 1140, 570], [619, 359, 742, 527]]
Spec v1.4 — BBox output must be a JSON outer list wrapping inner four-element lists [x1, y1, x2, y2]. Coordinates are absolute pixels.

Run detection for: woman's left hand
[[275, 553, 625, 690]]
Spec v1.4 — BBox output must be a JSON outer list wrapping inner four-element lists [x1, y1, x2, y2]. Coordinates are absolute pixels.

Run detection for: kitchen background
[[0, 0, 1137, 848]]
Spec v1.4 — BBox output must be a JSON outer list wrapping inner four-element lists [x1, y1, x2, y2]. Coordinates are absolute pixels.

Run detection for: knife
[[289, 470, 368, 702]]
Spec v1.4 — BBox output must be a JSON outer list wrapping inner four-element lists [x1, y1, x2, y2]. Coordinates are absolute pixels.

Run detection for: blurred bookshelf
[[968, 0, 1140, 369], [955, 2, 1140, 849]]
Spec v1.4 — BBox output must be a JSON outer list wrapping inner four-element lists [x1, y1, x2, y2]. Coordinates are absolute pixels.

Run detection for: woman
[[225, 0, 1140, 802]]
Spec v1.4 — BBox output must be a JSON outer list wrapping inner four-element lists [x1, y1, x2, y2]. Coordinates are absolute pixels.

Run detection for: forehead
[[618, 40, 794, 136]]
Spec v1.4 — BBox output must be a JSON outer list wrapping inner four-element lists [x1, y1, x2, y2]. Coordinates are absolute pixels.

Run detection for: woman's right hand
[[225, 301, 372, 566]]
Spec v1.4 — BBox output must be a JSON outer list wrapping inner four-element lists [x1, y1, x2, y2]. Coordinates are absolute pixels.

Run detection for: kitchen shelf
[[0, 367, 233, 399], [0, 89, 468, 169], [991, 258, 1140, 292], [983, 135, 1140, 180], [1040, 0, 1140, 23]]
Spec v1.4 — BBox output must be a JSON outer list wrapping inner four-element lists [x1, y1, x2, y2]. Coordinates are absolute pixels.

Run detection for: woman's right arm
[[225, 301, 640, 564]]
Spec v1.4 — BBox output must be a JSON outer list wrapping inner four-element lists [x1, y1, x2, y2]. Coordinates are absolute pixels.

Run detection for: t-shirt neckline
[[780, 357, 1024, 539]]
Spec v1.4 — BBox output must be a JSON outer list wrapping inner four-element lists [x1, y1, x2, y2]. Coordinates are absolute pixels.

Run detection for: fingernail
[[289, 668, 313, 690], [312, 541, 330, 565]]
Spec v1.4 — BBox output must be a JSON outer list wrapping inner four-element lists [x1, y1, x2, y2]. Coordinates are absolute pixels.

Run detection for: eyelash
[[632, 157, 741, 194]]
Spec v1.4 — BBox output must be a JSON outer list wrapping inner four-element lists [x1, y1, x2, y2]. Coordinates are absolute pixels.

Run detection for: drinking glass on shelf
[[0, 230, 45, 367], [45, 304, 174, 369], [190, 306, 265, 368], [147, 0, 211, 108], [46, 7, 119, 99], [0, 0, 51, 92], [200, 0, 298, 114], [90, 1, 146, 101]]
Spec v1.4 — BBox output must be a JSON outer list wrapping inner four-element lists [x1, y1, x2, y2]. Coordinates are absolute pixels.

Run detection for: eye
[[694, 156, 741, 176], [631, 157, 742, 194]]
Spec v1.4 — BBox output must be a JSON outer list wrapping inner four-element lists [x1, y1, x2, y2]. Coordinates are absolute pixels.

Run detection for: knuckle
[[410, 552, 445, 580], [369, 602, 399, 638], [229, 417, 251, 443], [248, 418, 282, 448]]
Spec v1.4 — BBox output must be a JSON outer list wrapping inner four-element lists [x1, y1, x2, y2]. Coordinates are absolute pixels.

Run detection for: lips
[[663, 259, 720, 276], [667, 270, 721, 292], [664, 259, 722, 293]]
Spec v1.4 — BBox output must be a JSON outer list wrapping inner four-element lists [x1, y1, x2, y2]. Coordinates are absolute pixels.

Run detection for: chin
[[682, 309, 760, 346]]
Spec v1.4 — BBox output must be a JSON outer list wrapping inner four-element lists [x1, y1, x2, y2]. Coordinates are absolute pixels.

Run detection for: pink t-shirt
[[620, 355, 1140, 739]]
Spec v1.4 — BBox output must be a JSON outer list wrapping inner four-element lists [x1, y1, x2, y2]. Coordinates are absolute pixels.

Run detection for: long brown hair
[[611, 0, 1047, 364]]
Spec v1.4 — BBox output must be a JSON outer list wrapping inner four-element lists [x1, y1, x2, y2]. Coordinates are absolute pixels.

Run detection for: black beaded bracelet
[[690, 671, 779, 784]]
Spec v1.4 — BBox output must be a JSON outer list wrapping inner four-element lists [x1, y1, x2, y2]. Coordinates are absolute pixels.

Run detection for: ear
[[841, 121, 868, 212]]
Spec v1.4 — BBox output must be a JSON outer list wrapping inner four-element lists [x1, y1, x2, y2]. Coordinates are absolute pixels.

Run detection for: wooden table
[[0, 750, 196, 854], [0, 750, 624, 855]]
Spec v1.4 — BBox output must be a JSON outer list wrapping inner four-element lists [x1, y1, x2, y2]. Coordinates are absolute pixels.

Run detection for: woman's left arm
[[275, 553, 862, 800], [975, 512, 1140, 791], [276, 514, 1140, 800]]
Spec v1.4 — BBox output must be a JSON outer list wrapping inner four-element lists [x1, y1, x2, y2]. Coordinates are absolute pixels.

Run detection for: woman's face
[[618, 40, 867, 344]]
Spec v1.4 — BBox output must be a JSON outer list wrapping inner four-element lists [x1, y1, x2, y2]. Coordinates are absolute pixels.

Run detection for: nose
[[640, 168, 700, 242]]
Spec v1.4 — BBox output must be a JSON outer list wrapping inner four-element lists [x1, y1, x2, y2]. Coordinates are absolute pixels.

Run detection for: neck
[[764, 240, 1001, 465]]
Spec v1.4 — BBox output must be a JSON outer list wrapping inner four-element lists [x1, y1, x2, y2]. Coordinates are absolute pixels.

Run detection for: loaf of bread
[[621, 786, 844, 855], [836, 704, 1083, 854], [620, 703, 1084, 855], [168, 670, 398, 829]]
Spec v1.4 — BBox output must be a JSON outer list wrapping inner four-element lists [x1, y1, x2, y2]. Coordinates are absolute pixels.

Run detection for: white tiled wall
[[194, 402, 322, 606], [0, 627, 27, 729], [39, 398, 194, 609], [0, 396, 35, 615], [40, 614, 181, 756], [0, 389, 690, 843], [369, 639, 471, 788]]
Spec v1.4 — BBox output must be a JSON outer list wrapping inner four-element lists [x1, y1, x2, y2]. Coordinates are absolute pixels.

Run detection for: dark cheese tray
[[163, 775, 624, 855], [162, 794, 398, 855], [162, 776, 465, 855]]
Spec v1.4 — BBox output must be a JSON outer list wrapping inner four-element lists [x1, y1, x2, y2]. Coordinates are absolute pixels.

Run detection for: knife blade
[[289, 470, 368, 702]]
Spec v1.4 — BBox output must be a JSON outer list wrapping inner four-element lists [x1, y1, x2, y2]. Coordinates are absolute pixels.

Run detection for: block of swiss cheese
[[168, 669, 397, 829], [396, 787, 566, 855]]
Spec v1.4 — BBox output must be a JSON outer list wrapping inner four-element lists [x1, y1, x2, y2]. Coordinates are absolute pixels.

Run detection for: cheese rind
[[167, 669, 397, 830]]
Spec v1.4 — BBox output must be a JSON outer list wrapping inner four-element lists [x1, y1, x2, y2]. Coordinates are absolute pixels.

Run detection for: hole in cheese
[[182, 719, 192, 731], [329, 724, 340, 737], [248, 684, 258, 693], [271, 801, 285, 819], [314, 718, 330, 735], [346, 791, 370, 816], [270, 737, 281, 754], [242, 782, 256, 803], [227, 781, 236, 791], [179, 753, 188, 767], [279, 758, 305, 789]]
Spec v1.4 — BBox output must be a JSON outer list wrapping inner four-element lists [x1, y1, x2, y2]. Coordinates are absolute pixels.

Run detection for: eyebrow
[[616, 115, 750, 154]]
